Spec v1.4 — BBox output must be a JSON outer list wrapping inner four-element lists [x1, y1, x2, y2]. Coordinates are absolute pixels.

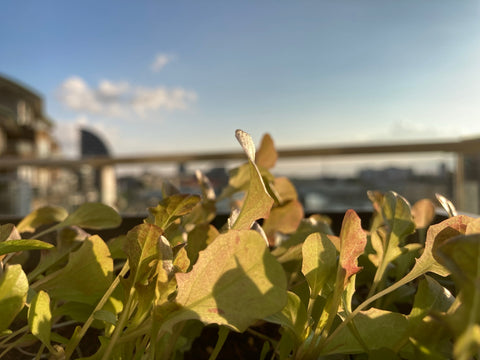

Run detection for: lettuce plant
[[0, 129, 478, 359]]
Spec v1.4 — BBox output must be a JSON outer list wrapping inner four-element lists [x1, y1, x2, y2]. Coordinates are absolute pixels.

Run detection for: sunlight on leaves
[[235, 129, 256, 162], [60, 202, 121, 230], [411, 215, 476, 278], [0, 239, 54, 256], [231, 130, 274, 230], [302, 232, 337, 298], [435, 233, 480, 329], [37, 235, 113, 305], [147, 194, 201, 230], [17, 205, 68, 233], [0, 264, 29, 332], [321, 308, 409, 355], [171, 229, 287, 332], [28, 290, 52, 348], [124, 223, 163, 286], [265, 291, 308, 343], [435, 193, 457, 217]]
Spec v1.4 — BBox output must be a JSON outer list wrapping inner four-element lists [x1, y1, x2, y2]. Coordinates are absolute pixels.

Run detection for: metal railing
[[1, 135, 479, 214]]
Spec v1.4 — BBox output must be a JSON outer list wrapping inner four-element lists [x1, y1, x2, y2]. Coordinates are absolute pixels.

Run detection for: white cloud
[[97, 80, 130, 99], [57, 76, 196, 118], [58, 76, 102, 113], [132, 87, 197, 115], [151, 53, 174, 72]]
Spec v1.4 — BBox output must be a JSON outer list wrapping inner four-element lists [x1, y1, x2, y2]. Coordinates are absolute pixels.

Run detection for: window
[[17, 100, 31, 125]]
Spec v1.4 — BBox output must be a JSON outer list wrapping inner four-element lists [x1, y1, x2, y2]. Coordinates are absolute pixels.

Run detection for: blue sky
[[1, 0, 479, 163]]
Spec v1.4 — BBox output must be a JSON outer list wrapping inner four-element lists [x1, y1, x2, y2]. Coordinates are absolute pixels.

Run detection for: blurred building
[[0, 74, 60, 215], [79, 128, 117, 206]]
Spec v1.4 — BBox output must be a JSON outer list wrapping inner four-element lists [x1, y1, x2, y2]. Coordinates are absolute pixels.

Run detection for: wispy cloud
[[57, 76, 196, 118], [151, 53, 174, 72]]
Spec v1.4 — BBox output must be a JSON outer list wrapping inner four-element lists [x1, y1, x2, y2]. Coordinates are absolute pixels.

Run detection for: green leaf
[[301, 232, 337, 298], [320, 308, 409, 355], [265, 291, 308, 343], [166, 229, 287, 332], [94, 309, 117, 326], [28, 290, 52, 348], [434, 233, 480, 330], [154, 235, 176, 310], [59, 202, 121, 230], [409, 276, 454, 325], [231, 130, 274, 230], [454, 324, 480, 360], [0, 264, 29, 331], [382, 191, 415, 239], [27, 227, 83, 282], [0, 239, 54, 256], [186, 224, 219, 266], [17, 205, 68, 233], [37, 235, 113, 304], [391, 276, 455, 354], [124, 223, 165, 286], [147, 194, 201, 230], [380, 191, 415, 265], [326, 215, 477, 349], [54, 302, 96, 323], [272, 215, 334, 259]]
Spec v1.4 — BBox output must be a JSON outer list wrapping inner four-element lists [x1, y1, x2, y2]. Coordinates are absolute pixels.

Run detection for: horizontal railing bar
[[1, 136, 479, 169]]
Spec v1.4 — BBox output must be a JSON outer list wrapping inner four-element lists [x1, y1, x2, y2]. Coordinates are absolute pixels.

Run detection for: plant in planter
[[0, 129, 478, 359]]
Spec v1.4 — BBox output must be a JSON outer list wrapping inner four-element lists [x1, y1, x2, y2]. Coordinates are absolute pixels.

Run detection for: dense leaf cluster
[[0, 130, 478, 359]]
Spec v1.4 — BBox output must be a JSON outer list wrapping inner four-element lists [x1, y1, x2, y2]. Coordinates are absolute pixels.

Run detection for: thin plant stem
[[101, 284, 136, 360], [319, 268, 422, 354], [208, 326, 229, 360], [64, 261, 129, 359], [0, 325, 28, 347]]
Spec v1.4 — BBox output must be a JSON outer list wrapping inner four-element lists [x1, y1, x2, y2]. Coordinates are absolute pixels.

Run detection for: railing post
[[455, 153, 466, 211], [100, 165, 117, 208]]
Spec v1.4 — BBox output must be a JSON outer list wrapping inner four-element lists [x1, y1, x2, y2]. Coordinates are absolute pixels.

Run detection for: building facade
[[0, 75, 60, 215]]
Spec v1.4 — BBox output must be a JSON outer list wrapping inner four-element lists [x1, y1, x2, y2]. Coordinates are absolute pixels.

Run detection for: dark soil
[[184, 322, 281, 360]]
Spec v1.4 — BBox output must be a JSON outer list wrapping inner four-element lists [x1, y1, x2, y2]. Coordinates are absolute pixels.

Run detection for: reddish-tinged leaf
[[256, 133, 278, 169], [339, 209, 367, 286], [408, 215, 476, 280], [262, 200, 304, 244], [274, 177, 298, 203], [412, 199, 436, 229]]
